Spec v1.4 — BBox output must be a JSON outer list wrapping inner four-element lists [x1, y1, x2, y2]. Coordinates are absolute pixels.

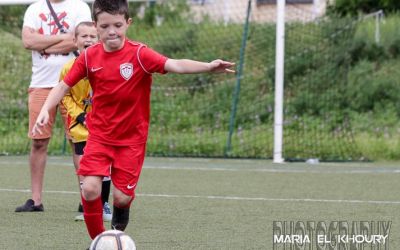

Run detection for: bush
[[346, 60, 400, 114], [327, 0, 400, 16]]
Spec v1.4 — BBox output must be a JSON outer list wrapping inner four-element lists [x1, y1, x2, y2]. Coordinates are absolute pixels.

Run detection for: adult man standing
[[15, 0, 92, 212]]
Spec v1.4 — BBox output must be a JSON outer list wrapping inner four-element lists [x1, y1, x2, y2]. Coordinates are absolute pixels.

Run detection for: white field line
[[0, 160, 400, 174], [1, 188, 400, 205], [146, 166, 400, 174]]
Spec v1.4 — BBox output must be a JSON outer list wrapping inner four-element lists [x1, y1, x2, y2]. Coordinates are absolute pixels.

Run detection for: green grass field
[[0, 156, 400, 249]]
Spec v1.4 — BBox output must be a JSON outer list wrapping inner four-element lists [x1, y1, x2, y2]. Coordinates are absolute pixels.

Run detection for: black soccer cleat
[[78, 203, 84, 213], [15, 199, 44, 212], [111, 206, 130, 231]]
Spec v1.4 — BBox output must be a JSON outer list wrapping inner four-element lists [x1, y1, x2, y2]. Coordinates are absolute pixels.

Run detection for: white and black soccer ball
[[90, 230, 136, 250]]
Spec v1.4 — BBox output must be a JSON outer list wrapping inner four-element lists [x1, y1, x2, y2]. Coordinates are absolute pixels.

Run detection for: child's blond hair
[[74, 21, 95, 38]]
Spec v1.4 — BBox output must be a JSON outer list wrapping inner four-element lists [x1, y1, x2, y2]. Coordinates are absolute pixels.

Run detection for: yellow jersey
[[60, 58, 92, 143]]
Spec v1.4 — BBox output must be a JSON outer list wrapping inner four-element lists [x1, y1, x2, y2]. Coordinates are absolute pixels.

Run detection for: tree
[[327, 0, 400, 16]]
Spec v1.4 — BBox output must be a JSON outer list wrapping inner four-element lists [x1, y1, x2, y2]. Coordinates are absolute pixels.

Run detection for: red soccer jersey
[[63, 39, 168, 145]]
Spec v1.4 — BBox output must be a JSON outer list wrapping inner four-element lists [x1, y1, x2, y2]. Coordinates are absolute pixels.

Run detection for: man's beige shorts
[[28, 88, 70, 139]]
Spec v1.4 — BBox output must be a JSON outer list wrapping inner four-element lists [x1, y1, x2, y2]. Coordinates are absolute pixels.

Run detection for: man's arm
[[32, 81, 71, 136], [164, 59, 235, 74], [44, 39, 78, 54], [21, 26, 75, 52]]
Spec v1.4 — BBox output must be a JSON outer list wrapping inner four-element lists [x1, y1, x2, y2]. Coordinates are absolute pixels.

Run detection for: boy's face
[[75, 25, 98, 52], [95, 12, 132, 52]]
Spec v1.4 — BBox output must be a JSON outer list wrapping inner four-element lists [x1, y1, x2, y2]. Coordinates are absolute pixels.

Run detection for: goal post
[[273, 0, 285, 163]]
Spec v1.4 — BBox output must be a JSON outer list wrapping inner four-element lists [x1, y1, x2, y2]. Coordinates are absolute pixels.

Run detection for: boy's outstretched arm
[[165, 59, 235, 74], [32, 81, 71, 136]]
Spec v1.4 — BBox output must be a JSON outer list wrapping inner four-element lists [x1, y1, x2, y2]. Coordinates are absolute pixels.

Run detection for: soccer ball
[[89, 230, 136, 250]]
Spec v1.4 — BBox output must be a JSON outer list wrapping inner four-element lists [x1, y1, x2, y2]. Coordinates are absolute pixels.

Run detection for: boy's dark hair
[[92, 0, 130, 22], [74, 21, 95, 38]]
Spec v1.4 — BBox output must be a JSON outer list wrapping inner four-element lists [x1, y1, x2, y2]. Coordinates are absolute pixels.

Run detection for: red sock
[[82, 195, 105, 239]]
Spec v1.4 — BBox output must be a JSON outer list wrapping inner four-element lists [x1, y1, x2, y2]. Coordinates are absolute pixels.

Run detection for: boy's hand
[[32, 110, 50, 136], [209, 59, 235, 73]]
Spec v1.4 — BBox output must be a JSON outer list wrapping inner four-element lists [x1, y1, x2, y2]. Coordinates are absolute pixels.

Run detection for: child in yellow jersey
[[60, 21, 112, 222]]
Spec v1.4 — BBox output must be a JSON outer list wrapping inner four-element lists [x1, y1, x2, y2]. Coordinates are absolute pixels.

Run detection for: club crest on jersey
[[120, 63, 133, 80]]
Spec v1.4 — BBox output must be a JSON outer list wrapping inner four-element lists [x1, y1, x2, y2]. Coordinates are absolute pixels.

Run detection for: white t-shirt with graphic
[[23, 0, 92, 88]]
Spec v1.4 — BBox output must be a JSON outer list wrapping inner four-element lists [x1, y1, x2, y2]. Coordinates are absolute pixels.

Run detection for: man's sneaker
[[103, 202, 112, 221], [15, 199, 44, 212]]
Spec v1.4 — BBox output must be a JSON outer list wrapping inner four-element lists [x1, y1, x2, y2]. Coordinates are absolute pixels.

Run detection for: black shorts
[[74, 141, 87, 155]]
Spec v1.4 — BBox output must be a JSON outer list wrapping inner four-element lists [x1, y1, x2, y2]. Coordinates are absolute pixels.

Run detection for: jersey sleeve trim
[[85, 48, 88, 78], [137, 45, 151, 75]]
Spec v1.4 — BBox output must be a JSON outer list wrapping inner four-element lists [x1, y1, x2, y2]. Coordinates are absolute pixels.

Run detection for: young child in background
[[60, 21, 111, 222], [32, 0, 235, 243]]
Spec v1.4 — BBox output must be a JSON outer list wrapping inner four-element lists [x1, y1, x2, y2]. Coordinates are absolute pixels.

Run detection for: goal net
[[0, 0, 382, 160]]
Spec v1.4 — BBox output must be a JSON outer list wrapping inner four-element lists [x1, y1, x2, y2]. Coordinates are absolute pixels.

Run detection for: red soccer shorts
[[78, 139, 146, 196]]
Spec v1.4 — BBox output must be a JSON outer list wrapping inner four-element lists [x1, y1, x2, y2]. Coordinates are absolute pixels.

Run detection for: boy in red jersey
[[32, 0, 235, 241]]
